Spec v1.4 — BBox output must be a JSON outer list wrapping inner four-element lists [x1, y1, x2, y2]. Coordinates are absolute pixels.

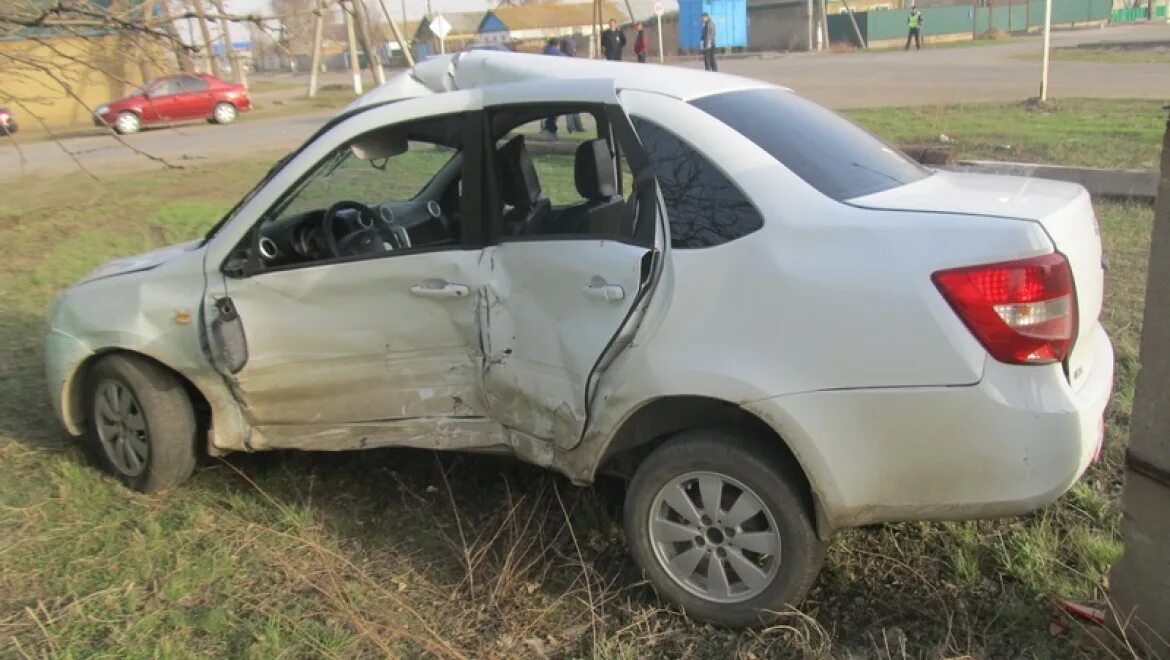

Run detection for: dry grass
[[0, 102, 1160, 657]]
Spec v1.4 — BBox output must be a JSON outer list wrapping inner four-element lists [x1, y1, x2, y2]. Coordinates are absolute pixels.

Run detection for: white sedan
[[44, 52, 1112, 627]]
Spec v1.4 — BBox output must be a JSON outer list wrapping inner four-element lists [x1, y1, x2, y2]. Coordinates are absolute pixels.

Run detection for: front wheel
[[212, 102, 238, 125], [84, 354, 198, 492], [113, 111, 140, 135], [624, 430, 826, 628]]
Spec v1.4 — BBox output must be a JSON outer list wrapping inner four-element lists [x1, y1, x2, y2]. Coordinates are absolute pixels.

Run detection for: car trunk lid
[[850, 170, 1105, 392]]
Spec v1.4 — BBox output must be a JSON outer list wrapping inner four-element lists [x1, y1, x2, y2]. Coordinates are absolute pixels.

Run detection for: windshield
[[690, 88, 929, 201]]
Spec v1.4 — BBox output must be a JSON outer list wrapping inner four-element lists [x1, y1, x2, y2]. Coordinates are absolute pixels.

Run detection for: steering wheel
[[322, 200, 389, 258]]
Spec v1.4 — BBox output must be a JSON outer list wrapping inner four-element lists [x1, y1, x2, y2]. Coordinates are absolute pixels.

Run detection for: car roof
[[348, 51, 783, 111]]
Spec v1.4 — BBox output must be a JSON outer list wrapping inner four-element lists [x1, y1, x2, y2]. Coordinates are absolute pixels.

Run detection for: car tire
[[113, 111, 140, 135], [624, 429, 826, 628], [212, 102, 238, 125], [83, 354, 198, 492]]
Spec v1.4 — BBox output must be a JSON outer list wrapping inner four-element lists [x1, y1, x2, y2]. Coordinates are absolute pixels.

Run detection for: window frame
[[630, 115, 766, 250], [480, 102, 656, 248], [223, 110, 486, 278], [179, 75, 210, 93]]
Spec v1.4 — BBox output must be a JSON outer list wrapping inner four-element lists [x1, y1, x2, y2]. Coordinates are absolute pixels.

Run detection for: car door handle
[[410, 281, 469, 298], [583, 280, 625, 302]]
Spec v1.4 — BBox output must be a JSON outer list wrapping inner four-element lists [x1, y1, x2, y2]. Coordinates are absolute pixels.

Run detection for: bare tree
[[0, 0, 324, 173]]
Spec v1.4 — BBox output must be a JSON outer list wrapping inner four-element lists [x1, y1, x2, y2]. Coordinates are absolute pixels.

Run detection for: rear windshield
[[690, 88, 929, 201]]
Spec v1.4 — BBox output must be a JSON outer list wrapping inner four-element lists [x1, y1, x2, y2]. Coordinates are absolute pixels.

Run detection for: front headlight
[[95, 105, 109, 115]]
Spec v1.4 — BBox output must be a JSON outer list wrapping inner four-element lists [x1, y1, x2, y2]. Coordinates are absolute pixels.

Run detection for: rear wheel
[[212, 102, 237, 125], [83, 354, 198, 492], [624, 430, 826, 628], [113, 111, 140, 135]]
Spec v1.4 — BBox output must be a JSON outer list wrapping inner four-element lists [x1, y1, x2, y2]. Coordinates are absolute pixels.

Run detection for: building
[[415, 12, 487, 54], [477, 2, 627, 50], [0, 32, 164, 128]]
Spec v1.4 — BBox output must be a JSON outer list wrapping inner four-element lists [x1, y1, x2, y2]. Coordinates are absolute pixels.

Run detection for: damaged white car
[[45, 52, 1113, 627]]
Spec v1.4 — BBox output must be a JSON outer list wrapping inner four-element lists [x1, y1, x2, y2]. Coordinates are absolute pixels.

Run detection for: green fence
[[1112, 5, 1168, 21], [828, 0, 1114, 45]]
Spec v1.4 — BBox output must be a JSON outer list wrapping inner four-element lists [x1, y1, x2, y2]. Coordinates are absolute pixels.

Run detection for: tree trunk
[[191, 0, 221, 76], [351, 0, 385, 85]]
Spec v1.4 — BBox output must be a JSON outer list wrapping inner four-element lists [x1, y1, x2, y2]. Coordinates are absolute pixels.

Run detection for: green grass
[[843, 98, 1165, 170], [0, 100, 1157, 656], [1016, 47, 1170, 65]]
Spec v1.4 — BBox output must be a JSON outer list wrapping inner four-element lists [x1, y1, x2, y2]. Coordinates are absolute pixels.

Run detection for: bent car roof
[[346, 51, 784, 112]]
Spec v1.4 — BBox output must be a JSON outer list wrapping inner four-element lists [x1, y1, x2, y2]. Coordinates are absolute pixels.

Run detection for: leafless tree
[[0, 0, 376, 174]]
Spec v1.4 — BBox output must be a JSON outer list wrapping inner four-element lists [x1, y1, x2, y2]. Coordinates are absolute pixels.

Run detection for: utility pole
[[1108, 108, 1170, 659], [344, 2, 363, 94], [1039, 0, 1052, 100], [840, 0, 866, 48], [807, 0, 814, 50], [307, 0, 325, 97], [377, 0, 415, 66], [208, 0, 246, 87], [818, 0, 829, 49], [191, 0, 221, 76], [351, 0, 385, 85]]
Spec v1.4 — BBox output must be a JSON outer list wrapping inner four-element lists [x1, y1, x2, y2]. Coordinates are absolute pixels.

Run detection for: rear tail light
[[932, 253, 1076, 365]]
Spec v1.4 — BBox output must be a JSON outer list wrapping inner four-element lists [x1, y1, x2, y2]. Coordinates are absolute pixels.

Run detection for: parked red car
[[93, 73, 251, 135], [0, 108, 17, 135]]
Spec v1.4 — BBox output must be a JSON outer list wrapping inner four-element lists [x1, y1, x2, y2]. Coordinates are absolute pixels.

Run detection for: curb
[[943, 160, 1156, 201]]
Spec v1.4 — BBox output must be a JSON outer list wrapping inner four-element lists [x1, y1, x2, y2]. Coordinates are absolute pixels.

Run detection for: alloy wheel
[[647, 471, 782, 603], [93, 379, 150, 477]]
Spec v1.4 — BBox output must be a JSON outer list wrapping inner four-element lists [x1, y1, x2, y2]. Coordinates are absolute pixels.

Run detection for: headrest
[[574, 139, 617, 201], [497, 134, 542, 207]]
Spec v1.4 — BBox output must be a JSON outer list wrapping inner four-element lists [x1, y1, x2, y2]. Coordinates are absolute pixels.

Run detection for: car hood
[[77, 239, 203, 285]]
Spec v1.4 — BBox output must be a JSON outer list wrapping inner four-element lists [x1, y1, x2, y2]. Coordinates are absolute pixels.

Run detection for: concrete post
[[1108, 111, 1170, 655]]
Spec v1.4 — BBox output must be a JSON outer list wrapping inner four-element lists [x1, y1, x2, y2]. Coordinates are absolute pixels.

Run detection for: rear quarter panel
[[582, 90, 1056, 486]]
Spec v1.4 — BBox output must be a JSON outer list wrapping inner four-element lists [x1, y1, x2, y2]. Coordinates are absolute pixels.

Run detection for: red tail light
[[932, 253, 1076, 365]]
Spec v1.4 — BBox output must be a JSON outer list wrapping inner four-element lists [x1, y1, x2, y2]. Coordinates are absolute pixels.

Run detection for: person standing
[[634, 22, 648, 63], [560, 37, 586, 133], [540, 39, 564, 139], [601, 19, 626, 61], [905, 6, 923, 50], [700, 12, 717, 71]]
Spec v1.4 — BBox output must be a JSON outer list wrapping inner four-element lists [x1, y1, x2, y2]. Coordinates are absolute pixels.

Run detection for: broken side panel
[[480, 240, 650, 449], [210, 249, 489, 430]]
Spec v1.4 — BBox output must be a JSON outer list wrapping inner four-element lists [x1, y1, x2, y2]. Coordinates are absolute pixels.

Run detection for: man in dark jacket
[[700, 12, 717, 71], [601, 19, 626, 60]]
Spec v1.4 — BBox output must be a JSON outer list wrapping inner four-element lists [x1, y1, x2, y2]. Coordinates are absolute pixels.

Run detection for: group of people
[[542, 15, 719, 71], [537, 13, 721, 137]]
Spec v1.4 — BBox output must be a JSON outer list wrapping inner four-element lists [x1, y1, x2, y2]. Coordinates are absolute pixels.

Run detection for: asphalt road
[[4, 22, 1169, 181]]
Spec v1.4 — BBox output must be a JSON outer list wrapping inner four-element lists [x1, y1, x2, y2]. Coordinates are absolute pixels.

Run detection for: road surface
[[3, 22, 1168, 181]]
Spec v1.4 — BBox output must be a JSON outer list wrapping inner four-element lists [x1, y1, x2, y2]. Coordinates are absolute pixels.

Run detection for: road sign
[[429, 14, 452, 39], [654, 2, 664, 16]]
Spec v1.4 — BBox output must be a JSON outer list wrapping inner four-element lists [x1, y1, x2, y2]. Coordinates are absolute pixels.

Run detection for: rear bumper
[[747, 324, 1114, 530]]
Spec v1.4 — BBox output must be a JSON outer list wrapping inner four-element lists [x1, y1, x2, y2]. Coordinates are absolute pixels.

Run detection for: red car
[[94, 73, 251, 135], [0, 107, 17, 135]]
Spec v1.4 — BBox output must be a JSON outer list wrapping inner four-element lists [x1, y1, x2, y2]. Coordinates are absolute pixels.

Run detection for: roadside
[[4, 21, 1170, 181]]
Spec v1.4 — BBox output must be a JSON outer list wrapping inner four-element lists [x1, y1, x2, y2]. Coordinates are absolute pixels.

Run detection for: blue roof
[[211, 41, 253, 55]]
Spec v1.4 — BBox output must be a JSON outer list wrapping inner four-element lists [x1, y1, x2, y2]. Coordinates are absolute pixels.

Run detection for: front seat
[[558, 139, 623, 236], [496, 135, 550, 235]]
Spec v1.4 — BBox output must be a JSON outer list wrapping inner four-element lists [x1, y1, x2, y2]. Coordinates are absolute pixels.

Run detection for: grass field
[[843, 98, 1165, 170], [1015, 47, 1170, 65], [0, 100, 1156, 657]]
